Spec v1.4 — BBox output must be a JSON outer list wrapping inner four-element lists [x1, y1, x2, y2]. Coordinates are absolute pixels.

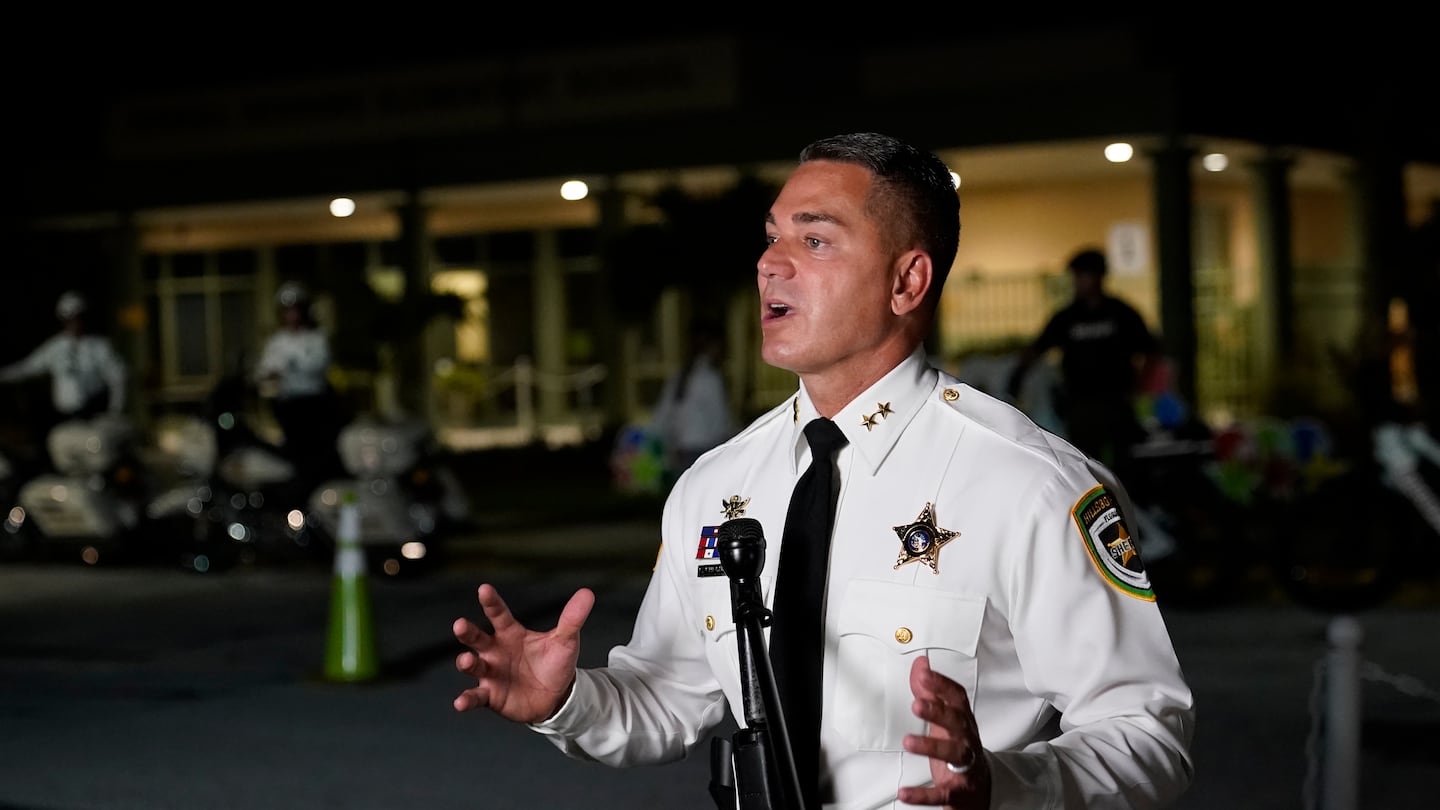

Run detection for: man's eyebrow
[[764, 211, 844, 227]]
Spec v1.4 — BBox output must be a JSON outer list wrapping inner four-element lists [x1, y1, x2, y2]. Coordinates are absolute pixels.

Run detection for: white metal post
[[1321, 615, 1363, 810]]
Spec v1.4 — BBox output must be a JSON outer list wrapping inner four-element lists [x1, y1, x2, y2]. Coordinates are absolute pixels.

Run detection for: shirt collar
[[788, 346, 939, 476]]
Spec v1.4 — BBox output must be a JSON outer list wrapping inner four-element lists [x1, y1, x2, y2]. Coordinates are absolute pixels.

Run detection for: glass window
[[145, 250, 258, 407], [142, 253, 164, 281], [275, 244, 319, 278], [217, 249, 257, 276], [175, 293, 210, 376], [171, 252, 206, 278], [434, 235, 480, 266], [488, 231, 534, 263], [487, 270, 534, 365], [558, 227, 597, 258], [378, 240, 406, 268], [564, 270, 599, 364], [328, 242, 368, 273], [220, 291, 257, 375]]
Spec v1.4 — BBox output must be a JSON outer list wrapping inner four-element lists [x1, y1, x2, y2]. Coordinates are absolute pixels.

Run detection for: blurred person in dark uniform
[[1007, 247, 1161, 470], [0, 290, 127, 436]]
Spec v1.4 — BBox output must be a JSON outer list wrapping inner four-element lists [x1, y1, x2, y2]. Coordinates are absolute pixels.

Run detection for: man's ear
[[891, 250, 933, 316]]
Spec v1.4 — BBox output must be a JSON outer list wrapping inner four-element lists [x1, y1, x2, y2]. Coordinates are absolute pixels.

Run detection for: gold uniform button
[[942, 388, 959, 402], [894, 627, 914, 644], [705, 615, 716, 631]]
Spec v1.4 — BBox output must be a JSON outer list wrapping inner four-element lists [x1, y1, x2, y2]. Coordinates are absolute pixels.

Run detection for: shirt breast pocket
[[699, 575, 774, 687], [831, 579, 984, 751]]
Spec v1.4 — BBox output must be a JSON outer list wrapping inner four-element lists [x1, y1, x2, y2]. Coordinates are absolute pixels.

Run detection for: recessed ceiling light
[[1104, 143, 1135, 163], [560, 180, 589, 201]]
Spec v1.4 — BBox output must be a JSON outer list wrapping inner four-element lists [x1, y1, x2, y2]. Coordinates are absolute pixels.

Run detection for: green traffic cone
[[324, 494, 379, 682]]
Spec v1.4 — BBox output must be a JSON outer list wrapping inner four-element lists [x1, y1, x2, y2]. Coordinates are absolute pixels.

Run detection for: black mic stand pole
[[708, 517, 807, 810]]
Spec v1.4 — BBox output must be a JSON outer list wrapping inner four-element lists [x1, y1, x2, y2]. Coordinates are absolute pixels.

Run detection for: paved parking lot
[[2, 514, 1439, 808]]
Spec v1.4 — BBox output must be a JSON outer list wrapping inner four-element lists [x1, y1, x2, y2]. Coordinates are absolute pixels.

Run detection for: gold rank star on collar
[[893, 502, 958, 573], [861, 402, 893, 431]]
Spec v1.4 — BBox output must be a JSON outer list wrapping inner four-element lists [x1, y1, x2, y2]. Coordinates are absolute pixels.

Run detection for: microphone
[[718, 517, 767, 608], [711, 516, 807, 810]]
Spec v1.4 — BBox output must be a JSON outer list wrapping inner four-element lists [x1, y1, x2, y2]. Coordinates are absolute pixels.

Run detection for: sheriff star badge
[[893, 502, 958, 573]]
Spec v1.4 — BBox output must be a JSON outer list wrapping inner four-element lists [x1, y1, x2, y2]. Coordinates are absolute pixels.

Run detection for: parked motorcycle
[[0, 442, 30, 560], [304, 415, 471, 577], [146, 376, 325, 573], [11, 415, 160, 565]]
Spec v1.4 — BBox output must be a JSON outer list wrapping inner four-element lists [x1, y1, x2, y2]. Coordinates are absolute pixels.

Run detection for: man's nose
[[757, 242, 794, 279]]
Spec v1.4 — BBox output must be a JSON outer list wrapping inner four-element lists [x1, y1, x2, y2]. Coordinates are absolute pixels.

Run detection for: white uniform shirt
[[0, 332, 127, 415], [255, 328, 331, 399], [533, 347, 1195, 808]]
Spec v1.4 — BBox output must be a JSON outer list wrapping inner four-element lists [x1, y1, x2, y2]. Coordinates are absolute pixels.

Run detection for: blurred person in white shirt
[[649, 319, 737, 489], [255, 282, 343, 479], [0, 291, 127, 434]]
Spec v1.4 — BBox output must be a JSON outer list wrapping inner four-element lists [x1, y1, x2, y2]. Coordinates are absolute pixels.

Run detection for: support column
[[1350, 150, 1409, 331], [1149, 141, 1199, 408], [1338, 148, 1412, 425], [595, 179, 628, 430], [532, 229, 568, 427], [1249, 149, 1297, 403], [398, 191, 432, 419], [109, 213, 146, 427]]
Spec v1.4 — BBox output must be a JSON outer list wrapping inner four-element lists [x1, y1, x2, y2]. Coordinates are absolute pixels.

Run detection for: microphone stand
[[708, 517, 807, 810]]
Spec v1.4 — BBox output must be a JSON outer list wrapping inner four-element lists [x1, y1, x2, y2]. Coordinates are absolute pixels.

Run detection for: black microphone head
[[717, 517, 765, 580]]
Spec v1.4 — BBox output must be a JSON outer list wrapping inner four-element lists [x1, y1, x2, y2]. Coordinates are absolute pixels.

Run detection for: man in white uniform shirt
[[451, 133, 1195, 808], [255, 282, 341, 478], [0, 291, 127, 431]]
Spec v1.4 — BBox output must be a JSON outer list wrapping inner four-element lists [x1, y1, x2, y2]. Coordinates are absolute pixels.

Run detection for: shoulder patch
[[1071, 485, 1154, 601]]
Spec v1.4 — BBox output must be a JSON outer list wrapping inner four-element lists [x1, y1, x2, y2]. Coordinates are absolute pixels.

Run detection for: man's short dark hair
[[1067, 248, 1108, 277], [798, 132, 961, 300]]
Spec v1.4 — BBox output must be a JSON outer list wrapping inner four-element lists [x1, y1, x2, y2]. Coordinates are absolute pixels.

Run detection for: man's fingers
[[907, 661, 988, 805], [909, 654, 935, 700], [904, 726, 969, 763], [912, 696, 962, 731], [912, 654, 974, 715], [895, 785, 950, 806], [455, 650, 484, 676], [452, 617, 476, 643], [555, 588, 596, 641], [477, 584, 519, 634], [452, 617, 494, 650], [453, 686, 491, 712]]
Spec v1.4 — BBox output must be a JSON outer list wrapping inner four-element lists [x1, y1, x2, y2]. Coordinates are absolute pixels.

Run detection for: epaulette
[[934, 374, 1071, 470]]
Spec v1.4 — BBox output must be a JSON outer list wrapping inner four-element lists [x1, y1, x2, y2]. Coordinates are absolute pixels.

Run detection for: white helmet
[[55, 291, 87, 320], [276, 282, 309, 309]]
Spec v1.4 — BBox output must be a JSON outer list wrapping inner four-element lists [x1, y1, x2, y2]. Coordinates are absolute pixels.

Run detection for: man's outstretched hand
[[452, 583, 596, 724], [897, 655, 992, 809]]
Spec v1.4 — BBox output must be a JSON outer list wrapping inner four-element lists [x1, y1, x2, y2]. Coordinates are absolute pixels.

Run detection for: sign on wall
[[1106, 221, 1149, 277]]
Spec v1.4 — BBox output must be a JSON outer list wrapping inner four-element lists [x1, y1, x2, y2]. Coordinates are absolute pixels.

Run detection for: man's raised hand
[[452, 583, 596, 724]]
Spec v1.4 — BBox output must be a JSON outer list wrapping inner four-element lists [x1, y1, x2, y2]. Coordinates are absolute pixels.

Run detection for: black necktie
[[770, 416, 848, 809]]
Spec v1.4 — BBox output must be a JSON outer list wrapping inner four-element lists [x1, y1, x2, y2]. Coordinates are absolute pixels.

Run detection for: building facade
[[13, 25, 1440, 453]]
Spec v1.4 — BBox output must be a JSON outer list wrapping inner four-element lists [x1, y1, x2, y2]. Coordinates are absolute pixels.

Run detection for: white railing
[[437, 356, 608, 451], [1303, 614, 1440, 810]]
